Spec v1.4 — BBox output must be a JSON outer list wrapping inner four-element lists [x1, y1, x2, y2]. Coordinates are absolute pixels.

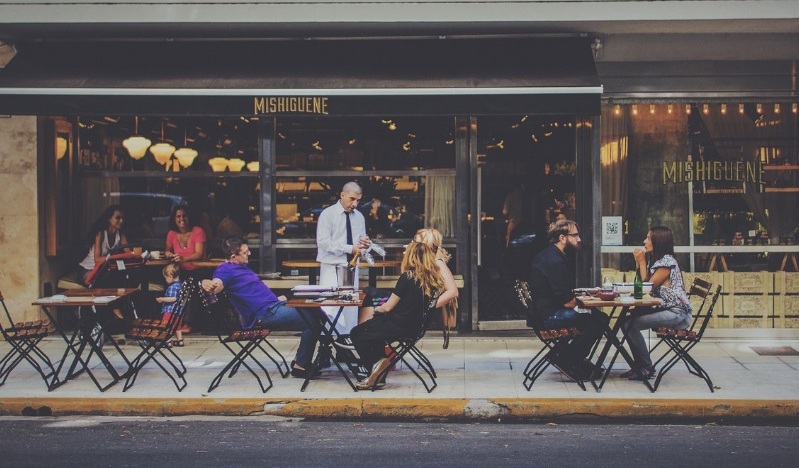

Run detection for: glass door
[[474, 115, 577, 323]]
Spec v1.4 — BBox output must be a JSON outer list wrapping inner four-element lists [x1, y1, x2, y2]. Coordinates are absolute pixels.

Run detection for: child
[[156, 263, 185, 347]]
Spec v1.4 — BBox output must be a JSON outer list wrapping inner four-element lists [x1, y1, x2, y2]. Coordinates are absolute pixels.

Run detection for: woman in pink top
[[165, 205, 207, 271]]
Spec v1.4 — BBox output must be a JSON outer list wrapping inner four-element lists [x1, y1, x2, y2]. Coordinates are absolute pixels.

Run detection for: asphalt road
[[1, 416, 796, 467]]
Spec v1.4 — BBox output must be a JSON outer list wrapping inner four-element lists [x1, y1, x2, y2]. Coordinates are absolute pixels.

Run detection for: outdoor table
[[32, 288, 138, 391], [576, 294, 663, 392], [287, 292, 365, 392], [282, 260, 400, 288]]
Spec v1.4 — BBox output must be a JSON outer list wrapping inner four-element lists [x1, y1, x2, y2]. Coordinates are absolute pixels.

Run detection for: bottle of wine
[[633, 267, 643, 300]]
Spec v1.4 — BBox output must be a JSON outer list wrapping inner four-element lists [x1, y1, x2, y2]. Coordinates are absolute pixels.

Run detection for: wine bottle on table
[[633, 267, 643, 300]]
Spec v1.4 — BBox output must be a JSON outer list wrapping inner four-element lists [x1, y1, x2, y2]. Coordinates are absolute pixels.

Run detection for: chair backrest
[[514, 280, 543, 330], [692, 285, 722, 338], [685, 277, 714, 331], [0, 290, 14, 334]]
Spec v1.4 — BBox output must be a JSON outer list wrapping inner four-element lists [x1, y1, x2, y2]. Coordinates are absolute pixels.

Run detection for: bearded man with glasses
[[529, 219, 608, 381]]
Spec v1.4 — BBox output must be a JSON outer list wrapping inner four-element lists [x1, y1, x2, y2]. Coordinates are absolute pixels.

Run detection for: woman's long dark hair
[[169, 204, 193, 232], [83, 204, 125, 253], [648, 225, 675, 266]]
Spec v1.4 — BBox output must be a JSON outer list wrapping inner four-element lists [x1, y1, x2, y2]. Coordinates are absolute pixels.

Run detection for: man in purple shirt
[[201, 236, 319, 378]]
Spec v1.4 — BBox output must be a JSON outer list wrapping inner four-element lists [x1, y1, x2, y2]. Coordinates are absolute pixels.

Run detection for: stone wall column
[[0, 116, 41, 322]]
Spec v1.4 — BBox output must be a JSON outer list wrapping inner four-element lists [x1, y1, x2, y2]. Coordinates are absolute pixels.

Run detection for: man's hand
[[357, 235, 371, 250], [202, 279, 221, 292]]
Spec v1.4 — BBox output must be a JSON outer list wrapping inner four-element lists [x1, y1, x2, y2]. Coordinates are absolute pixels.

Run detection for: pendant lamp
[[122, 116, 152, 160], [150, 121, 175, 165]]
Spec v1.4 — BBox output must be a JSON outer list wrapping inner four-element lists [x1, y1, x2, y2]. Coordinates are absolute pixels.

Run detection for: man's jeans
[[622, 306, 692, 368], [255, 302, 319, 367], [543, 307, 609, 365]]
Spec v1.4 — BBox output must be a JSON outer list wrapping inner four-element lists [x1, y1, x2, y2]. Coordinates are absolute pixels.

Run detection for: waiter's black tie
[[345, 211, 353, 245]]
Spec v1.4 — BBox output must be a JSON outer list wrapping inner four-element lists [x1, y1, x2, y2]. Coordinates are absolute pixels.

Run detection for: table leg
[[592, 307, 655, 392], [707, 254, 718, 272], [299, 306, 359, 392], [719, 254, 728, 272]]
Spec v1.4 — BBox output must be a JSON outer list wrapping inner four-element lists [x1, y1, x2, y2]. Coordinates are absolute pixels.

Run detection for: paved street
[[1, 416, 797, 467]]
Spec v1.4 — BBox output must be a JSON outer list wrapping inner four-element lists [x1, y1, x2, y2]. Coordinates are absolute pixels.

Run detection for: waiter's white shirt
[[316, 201, 366, 334]]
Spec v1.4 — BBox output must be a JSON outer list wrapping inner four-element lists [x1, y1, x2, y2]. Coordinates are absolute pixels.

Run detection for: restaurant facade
[[0, 1, 797, 331]]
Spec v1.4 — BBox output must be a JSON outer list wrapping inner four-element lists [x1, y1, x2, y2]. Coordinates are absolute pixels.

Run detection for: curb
[[2, 397, 798, 421]]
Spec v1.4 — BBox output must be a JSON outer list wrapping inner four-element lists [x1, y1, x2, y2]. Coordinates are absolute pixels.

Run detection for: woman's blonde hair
[[400, 241, 444, 298], [413, 228, 451, 263]]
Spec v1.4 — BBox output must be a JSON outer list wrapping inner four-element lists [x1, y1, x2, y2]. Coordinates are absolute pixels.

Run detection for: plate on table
[[619, 297, 637, 304]]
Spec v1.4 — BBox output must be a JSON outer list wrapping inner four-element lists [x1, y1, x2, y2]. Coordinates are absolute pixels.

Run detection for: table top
[[282, 260, 400, 268], [33, 288, 139, 307], [286, 292, 365, 308], [576, 295, 663, 308], [147, 258, 225, 268]]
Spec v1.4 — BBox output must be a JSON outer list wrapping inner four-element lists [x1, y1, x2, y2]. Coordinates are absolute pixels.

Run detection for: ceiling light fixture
[[150, 121, 175, 165], [174, 125, 198, 168], [123, 116, 152, 160]]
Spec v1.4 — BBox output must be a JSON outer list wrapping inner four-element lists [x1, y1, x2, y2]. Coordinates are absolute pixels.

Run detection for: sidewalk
[[1, 331, 798, 421]]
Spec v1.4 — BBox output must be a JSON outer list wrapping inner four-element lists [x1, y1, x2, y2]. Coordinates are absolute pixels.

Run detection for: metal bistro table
[[33, 288, 138, 391], [287, 291, 365, 392], [577, 295, 664, 392], [282, 260, 400, 288]]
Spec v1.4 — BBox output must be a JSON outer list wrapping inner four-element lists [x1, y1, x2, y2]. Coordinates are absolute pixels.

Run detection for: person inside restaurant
[[529, 219, 608, 381], [316, 181, 371, 336], [78, 204, 130, 287], [201, 236, 320, 379], [164, 204, 207, 271], [621, 225, 693, 380], [350, 241, 458, 389]]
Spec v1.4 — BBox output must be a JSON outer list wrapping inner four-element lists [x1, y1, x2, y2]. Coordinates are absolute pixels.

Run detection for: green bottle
[[633, 268, 643, 300]]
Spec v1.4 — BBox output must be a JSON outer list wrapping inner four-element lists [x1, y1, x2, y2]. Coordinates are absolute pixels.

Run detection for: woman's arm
[[649, 267, 671, 289], [374, 293, 400, 314], [435, 260, 459, 308], [120, 233, 130, 253], [164, 231, 176, 256], [633, 248, 649, 280], [91, 232, 104, 265]]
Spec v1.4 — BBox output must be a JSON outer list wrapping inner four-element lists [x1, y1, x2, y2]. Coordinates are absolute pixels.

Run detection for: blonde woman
[[350, 242, 457, 389], [359, 228, 458, 325]]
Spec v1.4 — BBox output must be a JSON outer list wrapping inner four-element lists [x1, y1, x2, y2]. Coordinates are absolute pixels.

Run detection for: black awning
[[0, 37, 601, 116]]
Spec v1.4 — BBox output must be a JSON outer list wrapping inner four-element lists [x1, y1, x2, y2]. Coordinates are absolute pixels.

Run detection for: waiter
[[316, 181, 370, 334]]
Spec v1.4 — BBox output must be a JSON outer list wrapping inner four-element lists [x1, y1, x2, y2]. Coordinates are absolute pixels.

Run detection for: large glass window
[[77, 115, 260, 259], [600, 101, 799, 328]]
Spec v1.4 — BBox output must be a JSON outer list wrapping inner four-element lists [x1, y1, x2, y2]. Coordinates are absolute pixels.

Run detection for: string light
[[720, 103, 727, 114], [774, 103, 780, 114], [685, 104, 691, 114], [631, 104, 638, 115], [702, 104, 709, 114], [649, 104, 655, 114], [756, 103, 763, 114], [614, 104, 620, 115], [739, 104, 745, 114], [793, 103, 798, 114], [667, 104, 673, 114]]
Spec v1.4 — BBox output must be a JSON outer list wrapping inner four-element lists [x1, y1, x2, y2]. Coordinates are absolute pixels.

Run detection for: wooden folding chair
[[649, 279, 722, 392], [0, 290, 57, 390], [200, 283, 290, 393], [515, 280, 587, 391], [360, 292, 442, 393], [122, 280, 191, 392]]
